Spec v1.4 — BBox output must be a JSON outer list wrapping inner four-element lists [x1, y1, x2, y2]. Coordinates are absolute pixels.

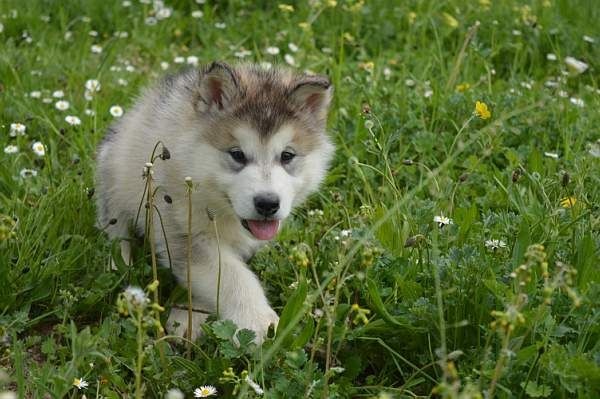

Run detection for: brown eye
[[229, 149, 247, 164], [281, 151, 296, 164]]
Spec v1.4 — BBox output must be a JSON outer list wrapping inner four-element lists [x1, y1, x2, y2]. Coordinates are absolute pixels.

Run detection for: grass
[[1, 0, 599, 397]]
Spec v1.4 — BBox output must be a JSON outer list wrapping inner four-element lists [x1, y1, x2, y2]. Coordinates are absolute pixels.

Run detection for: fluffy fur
[[96, 62, 334, 341]]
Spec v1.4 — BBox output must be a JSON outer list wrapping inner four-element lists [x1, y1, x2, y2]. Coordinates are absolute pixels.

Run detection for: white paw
[[166, 307, 209, 341], [226, 305, 279, 344]]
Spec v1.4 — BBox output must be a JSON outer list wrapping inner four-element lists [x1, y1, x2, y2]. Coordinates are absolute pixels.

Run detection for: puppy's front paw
[[227, 305, 279, 344], [166, 307, 209, 341]]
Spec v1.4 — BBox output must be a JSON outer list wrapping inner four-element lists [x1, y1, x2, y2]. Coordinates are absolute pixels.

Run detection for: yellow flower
[[298, 22, 310, 30], [326, 0, 337, 7], [358, 61, 374, 73], [479, 0, 491, 8], [455, 82, 471, 92], [343, 32, 355, 43], [475, 101, 491, 120], [407, 11, 417, 25], [560, 196, 577, 208], [442, 12, 459, 29], [278, 4, 294, 12]]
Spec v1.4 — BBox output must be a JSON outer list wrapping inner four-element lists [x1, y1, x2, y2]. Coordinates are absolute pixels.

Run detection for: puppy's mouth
[[241, 219, 280, 240]]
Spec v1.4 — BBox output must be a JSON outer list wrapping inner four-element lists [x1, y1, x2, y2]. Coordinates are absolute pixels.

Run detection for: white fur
[[96, 66, 333, 342]]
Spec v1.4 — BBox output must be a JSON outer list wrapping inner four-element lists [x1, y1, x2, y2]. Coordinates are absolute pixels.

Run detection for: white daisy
[[4, 145, 19, 154], [125, 65, 135, 72], [234, 49, 252, 59], [156, 7, 172, 19], [84, 90, 94, 101], [30, 90, 42, 98], [186, 56, 199, 66], [569, 97, 585, 107], [546, 53, 557, 61], [9, 123, 26, 137], [85, 109, 96, 116], [55, 100, 70, 111], [194, 386, 217, 397], [288, 42, 299, 52], [165, 388, 184, 399], [433, 215, 453, 228], [214, 22, 226, 29], [245, 376, 264, 396], [160, 61, 170, 70], [145, 16, 157, 25], [73, 378, 89, 390], [174, 56, 185, 64], [485, 239, 507, 251], [122, 0, 132, 6], [512, 29, 522, 36], [383, 67, 392, 79], [405, 79, 416, 87], [564, 56, 588, 74], [52, 90, 64, 98], [191, 10, 204, 18], [110, 105, 124, 118], [88, 30, 98, 37], [544, 151, 559, 159], [265, 46, 280, 55], [284, 54, 295, 66], [583, 35, 595, 44], [19, 168, 38, 178], [587, 140, 600, 158], [90, 44, 103, 54], [65, 115, 81, 126], [85, 79, 101, 92], [117, 78, 128, 86], [32, 141, 45, 157]]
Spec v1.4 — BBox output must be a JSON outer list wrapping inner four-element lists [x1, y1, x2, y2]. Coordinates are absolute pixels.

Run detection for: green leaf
[[236, 328, 256, 349], [521, 381, 552, 398], [212, 319, 237, 340], [366, 278, 419, 330], [277, 279, 308, 344], [292, 316, 314, 349]]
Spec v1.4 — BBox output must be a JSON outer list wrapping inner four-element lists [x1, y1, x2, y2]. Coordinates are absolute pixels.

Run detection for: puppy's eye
[[280, 151, 296, 164], [229, 149, 247, 164]]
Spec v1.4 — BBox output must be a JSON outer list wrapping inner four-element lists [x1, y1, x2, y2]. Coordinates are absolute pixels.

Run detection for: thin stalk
[[211, 212, 223, 318], [186, 181, 193, 358], [135, 309, 144, 399]]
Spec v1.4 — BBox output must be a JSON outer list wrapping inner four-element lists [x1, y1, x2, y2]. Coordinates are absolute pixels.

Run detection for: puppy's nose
[[254, 193, 280, 217]]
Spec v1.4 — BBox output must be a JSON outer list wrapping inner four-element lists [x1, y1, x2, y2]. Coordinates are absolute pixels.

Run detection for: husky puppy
[[96, 62, 334, 341]]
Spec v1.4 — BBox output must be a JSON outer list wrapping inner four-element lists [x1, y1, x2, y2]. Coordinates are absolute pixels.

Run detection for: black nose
[[254, 193, 280, 217]]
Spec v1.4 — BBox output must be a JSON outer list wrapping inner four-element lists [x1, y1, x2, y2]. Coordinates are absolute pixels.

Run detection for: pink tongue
[[247, 220, 280, 240]]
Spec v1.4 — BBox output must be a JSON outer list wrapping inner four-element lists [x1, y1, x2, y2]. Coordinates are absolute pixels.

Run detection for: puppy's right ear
[[196, 62, 239, 113]]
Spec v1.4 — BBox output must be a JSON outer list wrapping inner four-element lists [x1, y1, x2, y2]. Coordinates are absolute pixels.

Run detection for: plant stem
[[186, 183, 193, 358]]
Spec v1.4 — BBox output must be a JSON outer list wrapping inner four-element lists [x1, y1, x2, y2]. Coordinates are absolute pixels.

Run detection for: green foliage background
[[0, 0, 599, 397]]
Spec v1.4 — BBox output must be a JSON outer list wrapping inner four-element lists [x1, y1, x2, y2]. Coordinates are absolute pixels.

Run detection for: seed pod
[[402, 159, 414, 166], [161, 145, 171, 160], [109, 218, 118, 225], [164, 194, 172, 204], [459, 173, 469, 182], [561, 171, 570, 187], [512, 169, 521, 183]]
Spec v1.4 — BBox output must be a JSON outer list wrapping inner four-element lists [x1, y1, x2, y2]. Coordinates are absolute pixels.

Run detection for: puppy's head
[[194, 62, 334, 240]]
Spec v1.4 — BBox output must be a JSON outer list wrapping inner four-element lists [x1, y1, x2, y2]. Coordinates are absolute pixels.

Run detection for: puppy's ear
[[289, 75, 333, 120], [196, 62, 239, 113]]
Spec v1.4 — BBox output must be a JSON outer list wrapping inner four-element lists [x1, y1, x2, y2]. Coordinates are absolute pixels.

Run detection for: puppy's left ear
[[289, 75, 333, 121], [196, 61, 239, 113]]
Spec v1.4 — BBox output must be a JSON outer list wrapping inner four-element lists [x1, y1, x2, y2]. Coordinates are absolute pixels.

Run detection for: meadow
[[1, 0, 599, 397]]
